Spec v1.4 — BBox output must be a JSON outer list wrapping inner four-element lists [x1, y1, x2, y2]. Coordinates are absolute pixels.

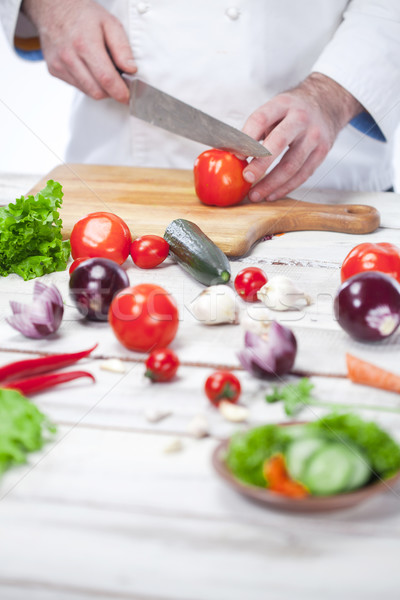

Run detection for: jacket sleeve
[[311, 0, 400, 142], [0, 0, 42, 59]]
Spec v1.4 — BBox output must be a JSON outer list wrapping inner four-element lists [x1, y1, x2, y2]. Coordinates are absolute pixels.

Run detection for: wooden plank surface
[[1, 172, 400, 600], [27, 164, 380, 257]]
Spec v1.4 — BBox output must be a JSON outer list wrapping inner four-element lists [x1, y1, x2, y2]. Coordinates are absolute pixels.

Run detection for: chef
[[2, 0, 400, 199]]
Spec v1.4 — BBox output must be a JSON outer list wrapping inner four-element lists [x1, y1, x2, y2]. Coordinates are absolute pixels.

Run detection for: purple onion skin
[[69, 258, 129, 321], [334, 271, 400, 342], [238, 322, 297, 379]]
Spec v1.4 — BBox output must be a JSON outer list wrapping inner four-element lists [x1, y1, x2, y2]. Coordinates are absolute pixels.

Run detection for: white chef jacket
[[2, 0, 400, 192]]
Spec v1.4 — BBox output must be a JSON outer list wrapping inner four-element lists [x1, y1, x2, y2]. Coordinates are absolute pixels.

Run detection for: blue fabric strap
[[350, 112, 386, 142]]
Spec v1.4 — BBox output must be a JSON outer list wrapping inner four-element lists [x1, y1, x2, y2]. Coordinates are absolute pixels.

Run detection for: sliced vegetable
[[6, 281, 64, 339], [300, 442, 369, 496], [0, 180, 70, 281], [238, 322, 297, 378], [346, 353, 400, 394], [334, 271, 400, 341], [0, 388, 56, 475], [0, 344, 97, 383], [263, 454, 309, 498], [164, 219, 231, 286], [69, 257, 129, 321], [3, 370, 95, 396], [285, 436, 327, 481]]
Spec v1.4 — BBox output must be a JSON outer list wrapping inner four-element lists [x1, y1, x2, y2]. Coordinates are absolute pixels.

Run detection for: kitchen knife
[[122, 74, 271, 158]]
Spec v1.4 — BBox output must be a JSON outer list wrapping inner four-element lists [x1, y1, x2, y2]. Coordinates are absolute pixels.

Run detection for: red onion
[[238, 321, 297, 378], [6, 281, 64, 339], [334, 271, 400, 341]]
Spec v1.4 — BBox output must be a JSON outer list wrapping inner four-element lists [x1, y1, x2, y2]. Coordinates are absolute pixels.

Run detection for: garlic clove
[[186, 414, 209, 438], [190, 285, 239, 325], [257, 275, 312, 311], [163, 438, 183, 453], [100, 358, 127, 373], [240, 304, 272, 335], [219, 400, 249, 422], [145, 408, 172, 423]]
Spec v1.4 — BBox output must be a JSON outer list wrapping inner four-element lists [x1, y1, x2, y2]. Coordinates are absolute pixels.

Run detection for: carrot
[[263, 454, 309, 499], [346, 353, 400, 394]]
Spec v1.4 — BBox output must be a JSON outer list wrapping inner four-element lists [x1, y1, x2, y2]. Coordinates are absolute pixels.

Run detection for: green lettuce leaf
[[0, 180, 70, 280], [0, 389, 56, 475]]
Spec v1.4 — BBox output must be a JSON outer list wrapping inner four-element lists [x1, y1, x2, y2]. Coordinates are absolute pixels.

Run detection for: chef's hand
[[22, 0, 136, 103], [242, 73, 363, 201]]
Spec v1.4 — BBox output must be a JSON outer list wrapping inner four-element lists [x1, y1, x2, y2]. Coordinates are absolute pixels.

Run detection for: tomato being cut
[[130, 235, 169, 269], [145, 348, 180, 382], [108, 283, 179, 353], [204, 371, 241, 407], [194, 149, 252, 207], [70, 212, 132, 265], [234, 267, 268, 302], [341, 242, 400, 284]]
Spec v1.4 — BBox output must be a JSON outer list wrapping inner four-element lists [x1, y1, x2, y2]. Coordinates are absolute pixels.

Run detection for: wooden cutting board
[[29, 164, 380, 258]]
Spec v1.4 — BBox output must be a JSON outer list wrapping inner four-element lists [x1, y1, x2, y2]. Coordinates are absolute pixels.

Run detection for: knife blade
[[123, 75, 271, 158]]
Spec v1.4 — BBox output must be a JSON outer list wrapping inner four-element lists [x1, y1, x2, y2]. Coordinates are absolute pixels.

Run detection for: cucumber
[[301, 443, 354, 496], [164, 219, 231, 286], [285, 436, 328, 482]]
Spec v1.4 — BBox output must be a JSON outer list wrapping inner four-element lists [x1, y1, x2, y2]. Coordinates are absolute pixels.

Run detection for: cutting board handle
[[260, 200, 380, 236]]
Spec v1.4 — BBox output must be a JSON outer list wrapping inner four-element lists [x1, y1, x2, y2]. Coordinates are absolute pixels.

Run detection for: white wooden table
[[1, 173, 400, 600]]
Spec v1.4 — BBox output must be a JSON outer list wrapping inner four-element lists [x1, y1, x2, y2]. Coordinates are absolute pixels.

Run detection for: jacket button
[[226, 7, 240, 20], [137, 2, 149, 14]]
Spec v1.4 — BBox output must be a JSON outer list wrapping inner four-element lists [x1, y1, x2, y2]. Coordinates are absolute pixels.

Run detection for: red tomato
[[108, 283, 179, 353], [204, 371, 241, 407], [70, 212, 132, 265], [234, 267, 268, 302], [145, 348, 180, 382], [69, 256, 91, 275], [130, 235, 169, 269], [194, 149, 251, 207], [341, 242, 400, 284]]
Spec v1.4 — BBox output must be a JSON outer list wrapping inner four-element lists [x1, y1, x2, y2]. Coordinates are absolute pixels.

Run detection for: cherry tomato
[[69, 256, 91, 275], [194, 149, 252, 207], [145, 348, 180, 382], [341, 243, 400, 284], [70, 212, 132, 265], [108, 283, 179, 353], [130, 235, 170, 269], [234, 267, 268, 302], [204, 371, 241, 407]]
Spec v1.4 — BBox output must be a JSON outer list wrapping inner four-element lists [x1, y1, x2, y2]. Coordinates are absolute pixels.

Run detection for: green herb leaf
[[0, 180, 70, 280], [265, 378, 314, 416], [308, 412, 400, 480], [225, 424, 292, 487], [0, 388, 56, 476]]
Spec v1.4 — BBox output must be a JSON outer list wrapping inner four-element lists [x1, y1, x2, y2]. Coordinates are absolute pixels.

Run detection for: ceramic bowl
[[212, 436, 400, 513]]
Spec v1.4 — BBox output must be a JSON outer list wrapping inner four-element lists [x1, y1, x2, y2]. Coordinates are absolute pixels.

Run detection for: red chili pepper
[[0, 344, 97, 383], [2, 371, 95, 395]]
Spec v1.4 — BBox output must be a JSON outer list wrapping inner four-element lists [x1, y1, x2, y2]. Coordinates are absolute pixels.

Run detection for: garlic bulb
[[257, 276, 312, 311], [240, 304, 272, 335], [219, 401, 249, 423], [190, 285, 239, 325]]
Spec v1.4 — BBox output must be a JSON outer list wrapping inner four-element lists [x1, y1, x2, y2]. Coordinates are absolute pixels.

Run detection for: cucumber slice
[[302, 443, 356, 496], [285, 437, 328, 482], [344, 448, 371, 492]]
